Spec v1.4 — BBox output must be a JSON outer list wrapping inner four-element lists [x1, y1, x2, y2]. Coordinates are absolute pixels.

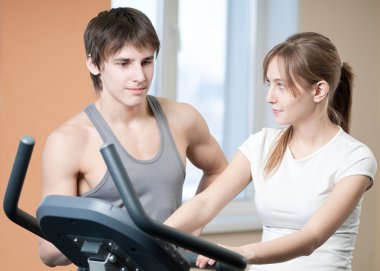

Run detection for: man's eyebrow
[[142, 55, 155, 61], [113, 55, 155, 62], [112, 57, 131, 62]]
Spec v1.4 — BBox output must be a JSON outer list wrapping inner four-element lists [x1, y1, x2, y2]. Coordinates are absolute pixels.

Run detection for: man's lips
[[127, 87, 146, 94]]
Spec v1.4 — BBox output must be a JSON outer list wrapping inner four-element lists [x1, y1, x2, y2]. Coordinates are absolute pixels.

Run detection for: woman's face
[[265, 57, 319, 127]]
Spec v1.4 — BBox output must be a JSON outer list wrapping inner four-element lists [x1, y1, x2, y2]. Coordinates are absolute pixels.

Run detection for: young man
[[38, 7, 227, 267]]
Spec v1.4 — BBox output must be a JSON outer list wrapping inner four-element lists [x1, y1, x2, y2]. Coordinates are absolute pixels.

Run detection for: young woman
[[165, 32, 377, 270]]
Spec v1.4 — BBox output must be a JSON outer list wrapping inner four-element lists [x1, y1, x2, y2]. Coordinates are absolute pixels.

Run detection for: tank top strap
[[84, 104, 118, 144], [146, 96, 164, 123], [146, 95, 172, 141], [84, 104, 107, 141], [146, 95, 185, 174]]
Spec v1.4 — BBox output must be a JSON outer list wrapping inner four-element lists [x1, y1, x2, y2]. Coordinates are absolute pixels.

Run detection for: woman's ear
[[86, 54, 100, 75], [313, 80, 329, 103]]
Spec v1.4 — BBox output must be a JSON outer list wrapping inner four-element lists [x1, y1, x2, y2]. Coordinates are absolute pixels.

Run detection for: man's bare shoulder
[[44, 112, 94, 155], [156, 96, 202, 127], [155, 96, 211, 145], [41, 112, 98, 196]]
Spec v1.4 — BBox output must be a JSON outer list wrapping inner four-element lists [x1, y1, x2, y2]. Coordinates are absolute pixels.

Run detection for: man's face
[[98, 45, 155, 107]]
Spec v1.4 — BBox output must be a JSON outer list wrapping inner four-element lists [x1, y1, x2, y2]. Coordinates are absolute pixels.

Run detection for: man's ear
[[86, 54, 100, 75], [313, 80, 329, 103]]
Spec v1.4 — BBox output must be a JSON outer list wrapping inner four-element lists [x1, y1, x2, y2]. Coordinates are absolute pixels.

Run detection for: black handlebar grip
[[3, 136, 44, 238], [100, 142, 247, 271]]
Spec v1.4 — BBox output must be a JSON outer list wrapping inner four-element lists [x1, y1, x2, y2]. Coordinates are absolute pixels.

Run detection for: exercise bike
[[4, 136, 247, 271]]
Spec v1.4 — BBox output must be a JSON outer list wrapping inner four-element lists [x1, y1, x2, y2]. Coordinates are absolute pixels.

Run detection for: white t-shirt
[[239, 127, 377, 271]]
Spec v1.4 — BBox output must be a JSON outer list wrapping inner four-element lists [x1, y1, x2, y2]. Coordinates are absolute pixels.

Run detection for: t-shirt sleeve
[[238, 128, 281, 165], [239, 134, 255, 162], [336, 144, 377, 188]]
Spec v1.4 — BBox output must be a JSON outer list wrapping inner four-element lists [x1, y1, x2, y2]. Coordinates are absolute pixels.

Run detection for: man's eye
[[142, 60, 153, 65], [115, 61, 130, 67]]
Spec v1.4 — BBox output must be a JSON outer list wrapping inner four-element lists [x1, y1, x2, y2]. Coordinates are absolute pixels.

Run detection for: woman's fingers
[[196, 254, 216, 268]]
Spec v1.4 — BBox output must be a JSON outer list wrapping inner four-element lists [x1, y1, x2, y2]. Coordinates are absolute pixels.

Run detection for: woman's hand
[[195, 244, 245, 269], [196, 254, 217, 269]]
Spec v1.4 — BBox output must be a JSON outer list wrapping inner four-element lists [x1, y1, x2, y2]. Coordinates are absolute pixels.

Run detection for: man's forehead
[[110, 44, 154, 59]]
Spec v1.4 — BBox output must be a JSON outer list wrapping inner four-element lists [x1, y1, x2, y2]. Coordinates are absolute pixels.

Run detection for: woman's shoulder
[[334, 128, 377, 183], [337, 129, 376, 158], [239, 127, 284, 158]]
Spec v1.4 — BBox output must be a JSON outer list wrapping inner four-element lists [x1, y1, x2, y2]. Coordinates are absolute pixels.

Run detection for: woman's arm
[[232, 175, 370, 264], [165, 151, 252, 232]]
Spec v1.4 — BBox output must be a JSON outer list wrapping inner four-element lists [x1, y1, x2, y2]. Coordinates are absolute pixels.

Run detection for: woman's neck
[[289, 121, 339, 159]]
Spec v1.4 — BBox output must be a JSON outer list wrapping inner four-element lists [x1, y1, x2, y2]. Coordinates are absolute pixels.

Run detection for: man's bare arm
[[38, 130, 80, 267]]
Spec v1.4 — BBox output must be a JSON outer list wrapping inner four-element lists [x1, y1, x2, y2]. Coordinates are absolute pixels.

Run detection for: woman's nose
[[266, 87, 276, 104]]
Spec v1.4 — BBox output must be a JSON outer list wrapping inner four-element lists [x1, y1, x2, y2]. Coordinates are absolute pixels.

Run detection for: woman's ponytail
[[328, 62, 354, 133]]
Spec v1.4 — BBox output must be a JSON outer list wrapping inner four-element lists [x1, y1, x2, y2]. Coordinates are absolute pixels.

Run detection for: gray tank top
[[82, 95, 186, 222]]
